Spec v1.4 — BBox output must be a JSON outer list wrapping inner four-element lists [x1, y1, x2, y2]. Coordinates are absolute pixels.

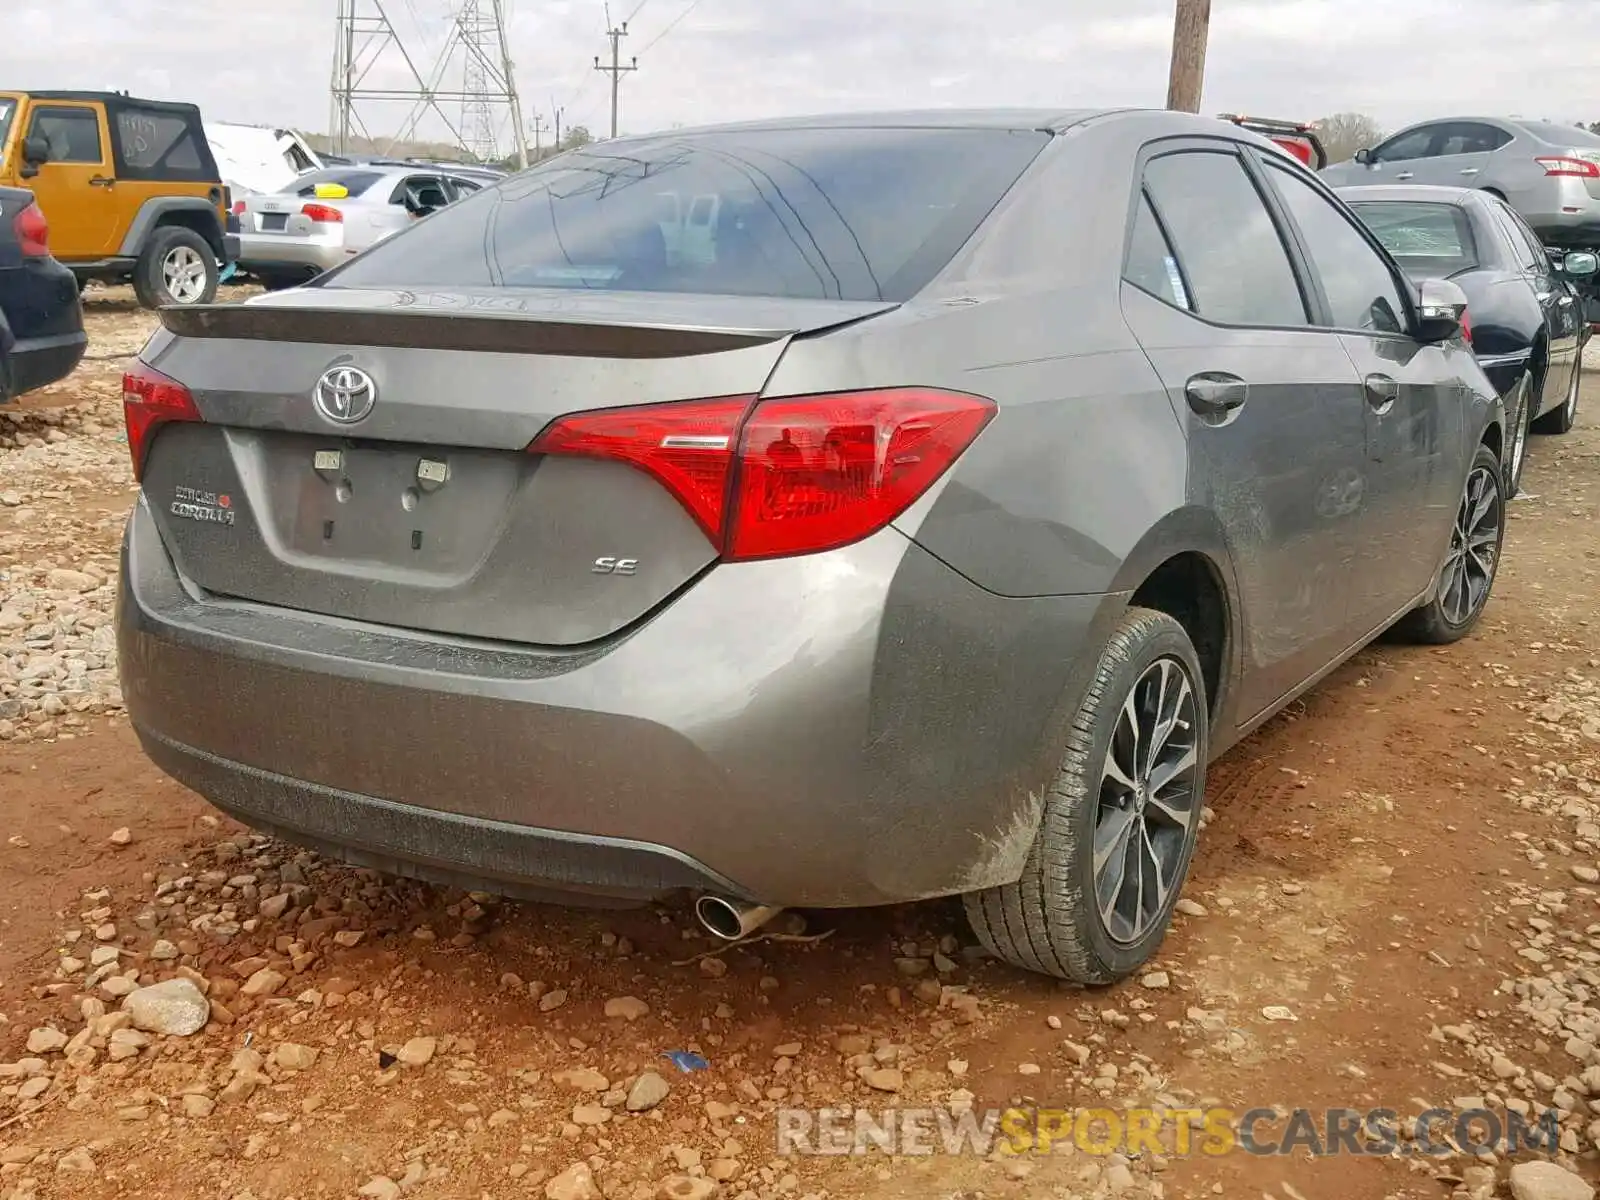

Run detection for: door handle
[[1396, 172, 1415, 180], [88, 175, 114, 188], [1184, 373, 1249, 418], [1364, 373, 1400, 411], [1459, 167, 1480, 176]]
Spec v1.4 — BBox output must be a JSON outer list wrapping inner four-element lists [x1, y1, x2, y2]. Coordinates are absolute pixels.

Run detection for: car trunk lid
[[135, 287, 897, 646]]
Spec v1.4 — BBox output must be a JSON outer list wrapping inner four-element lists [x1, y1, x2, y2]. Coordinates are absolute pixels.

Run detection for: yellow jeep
[[0, 91, 238, 307]]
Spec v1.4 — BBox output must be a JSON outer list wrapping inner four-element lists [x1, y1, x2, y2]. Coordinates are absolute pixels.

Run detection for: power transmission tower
[[1166, 0, 1212, 114], [332, 0, 528, 167], [594, 17, 637, 139]]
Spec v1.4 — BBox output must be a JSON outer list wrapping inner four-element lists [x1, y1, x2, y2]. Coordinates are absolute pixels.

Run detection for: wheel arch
[[1106, 507, 1243, 731], [117, 198, 226, 260]]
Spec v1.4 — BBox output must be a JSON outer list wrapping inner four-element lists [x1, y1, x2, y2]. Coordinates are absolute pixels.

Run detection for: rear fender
[[1105, 507, 1245, 738], [119, 198, 225, 259]]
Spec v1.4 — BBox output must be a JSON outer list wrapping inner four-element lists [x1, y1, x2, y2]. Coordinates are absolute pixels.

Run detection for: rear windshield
[[1517, 121, 1600, 148], [283, 168, 385, 198], [1349, 201, 1479, 277], [325, 127, 1050, 302]]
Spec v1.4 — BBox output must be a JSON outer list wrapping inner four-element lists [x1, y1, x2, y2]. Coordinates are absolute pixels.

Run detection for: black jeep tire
[[133, 227, 219, 309], [1391, 443, 1505, 645], [963, 607, 1208, 984]]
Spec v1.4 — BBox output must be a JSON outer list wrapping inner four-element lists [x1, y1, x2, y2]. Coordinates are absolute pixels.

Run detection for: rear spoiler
[[1218, 114, 1327, 171]]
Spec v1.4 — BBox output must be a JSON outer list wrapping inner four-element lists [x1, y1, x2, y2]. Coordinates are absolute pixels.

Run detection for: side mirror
[[1414, 278, 1469, 343], [1562, 251, 1599, 279], [1353, 148, 1374, 166], [21, 136, 50, 165]]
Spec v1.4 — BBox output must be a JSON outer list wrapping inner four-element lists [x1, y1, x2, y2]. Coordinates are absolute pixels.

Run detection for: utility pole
[[551, 101, 564, 150], [1165, 0, 1212, 114], [529, 111, 548, 157], [594, 18, 637, 139]]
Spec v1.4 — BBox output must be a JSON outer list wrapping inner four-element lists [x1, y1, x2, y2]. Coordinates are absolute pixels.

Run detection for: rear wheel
[[1532, 355, 1581, 435], [963, 607, 1207, 983], [133, 227, 219, 309], [1391, 444, 1505, 645], [1503, 369, 1532, 497]]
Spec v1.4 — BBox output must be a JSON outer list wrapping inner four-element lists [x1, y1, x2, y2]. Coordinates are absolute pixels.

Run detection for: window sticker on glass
[[1165, 256, 1189, 309]]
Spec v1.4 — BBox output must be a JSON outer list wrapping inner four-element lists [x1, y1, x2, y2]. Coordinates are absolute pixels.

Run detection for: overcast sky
[[5, 0, 1598, 153]]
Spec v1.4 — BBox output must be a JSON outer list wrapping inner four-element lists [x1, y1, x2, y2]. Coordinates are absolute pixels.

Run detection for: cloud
[[3, 0, 1597, 154]]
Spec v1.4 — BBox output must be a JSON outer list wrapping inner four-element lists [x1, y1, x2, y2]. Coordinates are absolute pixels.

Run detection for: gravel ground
[[0, 293, 1599, 1200]]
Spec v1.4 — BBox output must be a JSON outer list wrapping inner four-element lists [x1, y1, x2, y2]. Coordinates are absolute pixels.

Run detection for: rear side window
[[105, 103, 215, 181], [286, 169, 384, 198], [1142, 149, 1307, 327], [28, 107, 102, 163], [1123, 193, 1191, 310], [1431, 122, 1512, 156], [1267, 164, 1407, 335], [1347, 201, 1479, 277], [115, 109, 200, 172], [1493, 201, 1553, 274], [325, 127, 1051, 302]]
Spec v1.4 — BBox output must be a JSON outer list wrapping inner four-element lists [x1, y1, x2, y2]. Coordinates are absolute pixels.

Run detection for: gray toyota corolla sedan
[[117, 108, 1506, 983]]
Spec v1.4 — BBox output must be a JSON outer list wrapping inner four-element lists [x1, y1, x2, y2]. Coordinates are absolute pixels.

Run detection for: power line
[[635, 0, 703, 57]]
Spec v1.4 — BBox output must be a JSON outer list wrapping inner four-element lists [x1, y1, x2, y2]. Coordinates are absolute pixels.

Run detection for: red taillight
[[14, 202, 48, 257], [300, 203, 344, 223], [528, 388, 996, 560], [1272, 136, 1314, 167], [122, 361, 202, 481], [1537, 156, 1600, 178], [1460, 308, 1473, 345], [232, 200, 247, 216]]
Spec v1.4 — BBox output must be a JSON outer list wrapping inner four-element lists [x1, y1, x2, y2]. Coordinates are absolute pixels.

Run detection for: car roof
[[18, 91, 201, 115], [1334, 184, 1480, 206]]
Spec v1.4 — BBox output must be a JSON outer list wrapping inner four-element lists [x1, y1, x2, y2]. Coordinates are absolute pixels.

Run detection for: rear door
[[20, 101, 118, 259], [1257, 157, 1464, 629], [1119, 140, 1369, 722], [1407, 121, 1512, 188], [1487, 197, 1581, 410]]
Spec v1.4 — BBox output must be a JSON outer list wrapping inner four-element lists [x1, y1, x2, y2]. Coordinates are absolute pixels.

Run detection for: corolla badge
[[313, 365, 378, 424]]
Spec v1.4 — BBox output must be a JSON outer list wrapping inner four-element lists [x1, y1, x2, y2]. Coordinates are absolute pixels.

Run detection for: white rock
[[121, 977, 210, 1036], [1509, 1161, 1595, 1200]]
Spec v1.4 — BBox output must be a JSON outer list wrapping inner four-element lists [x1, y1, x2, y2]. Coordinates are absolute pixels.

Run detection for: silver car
[[1321, 117, 1600, 246], [234, 164, 487, 289], [119, 109, 1504, 984]]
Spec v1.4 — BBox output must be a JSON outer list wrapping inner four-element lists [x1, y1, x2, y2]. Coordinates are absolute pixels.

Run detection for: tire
[[1532, 355, 1580, 435], [1503, 369, 1532, 497], [1390, 443, 1505, 645], [132, 226, 219, 309], [963, 607, 1208, 984]]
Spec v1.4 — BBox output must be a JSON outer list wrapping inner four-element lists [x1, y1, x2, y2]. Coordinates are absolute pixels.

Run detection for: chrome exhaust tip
[[695, 895, 783, 941]]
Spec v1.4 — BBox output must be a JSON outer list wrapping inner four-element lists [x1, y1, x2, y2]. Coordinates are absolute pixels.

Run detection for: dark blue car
[[0, 185, 86, 403]]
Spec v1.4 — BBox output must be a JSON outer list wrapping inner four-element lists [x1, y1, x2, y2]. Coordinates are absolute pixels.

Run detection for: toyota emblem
[[313, 365, 378, 424]]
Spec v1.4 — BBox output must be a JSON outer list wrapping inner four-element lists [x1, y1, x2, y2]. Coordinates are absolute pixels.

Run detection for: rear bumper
[[118, 498, 1123, 907], [236, 232, 345, 275], [4, 330, 87, 400], [222, 234, 240, 264]]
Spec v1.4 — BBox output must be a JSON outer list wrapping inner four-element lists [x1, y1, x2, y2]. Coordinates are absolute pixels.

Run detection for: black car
[[0, 186, 86, 403], [1339, 183, 1592, 494]]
